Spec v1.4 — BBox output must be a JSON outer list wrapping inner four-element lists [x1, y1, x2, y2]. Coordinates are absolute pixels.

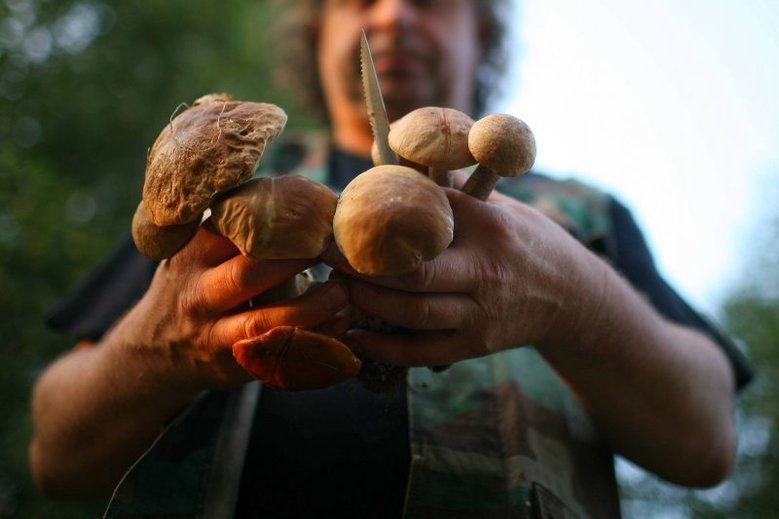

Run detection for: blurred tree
[[0, 0, 313, 515], [705, 206, 779, 516]]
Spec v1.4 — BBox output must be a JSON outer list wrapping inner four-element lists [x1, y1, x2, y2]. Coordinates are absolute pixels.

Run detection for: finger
[[171, 221, 241, 267], [209, 280, 349, 345], [327, 246, 479, 294], [195, 256, 318, 314], [450, 169, 469, 190], [343, 328, 475, 367], [346, 277, 477, 331], [312, 313, 351, 339]]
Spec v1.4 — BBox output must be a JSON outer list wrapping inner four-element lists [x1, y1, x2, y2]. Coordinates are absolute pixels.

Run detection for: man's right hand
[[29, 223, 349, 497], [129, 223, 350, 391]]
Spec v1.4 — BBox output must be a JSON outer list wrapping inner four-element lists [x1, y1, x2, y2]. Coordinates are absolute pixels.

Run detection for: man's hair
[[270, 0, 509, 121]]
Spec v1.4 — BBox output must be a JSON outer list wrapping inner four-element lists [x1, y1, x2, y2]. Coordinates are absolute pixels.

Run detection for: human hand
[[123, 222, 350, 390], [323, 185, 594, 367]]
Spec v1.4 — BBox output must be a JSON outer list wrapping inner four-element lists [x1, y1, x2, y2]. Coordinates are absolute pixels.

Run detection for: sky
[[498, 0, 779, 316]]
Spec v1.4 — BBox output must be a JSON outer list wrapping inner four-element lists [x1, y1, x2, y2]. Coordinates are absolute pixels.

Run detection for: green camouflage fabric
[[403, 171, 620, 518], [104, 132, 620, 518]]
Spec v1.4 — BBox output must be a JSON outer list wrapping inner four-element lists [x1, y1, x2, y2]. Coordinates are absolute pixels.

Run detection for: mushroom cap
[[232, 326, 362, 390], [131, 200, 200, 260], [210, 175, 338, 261], [468, 113, 536, 177], [388, 107, 476, 171], [143, 97, 287, 226], [371, 132, 427, 172], [333, 165, 454, 276]]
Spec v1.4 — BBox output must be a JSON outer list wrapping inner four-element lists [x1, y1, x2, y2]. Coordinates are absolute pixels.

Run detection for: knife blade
[[360, 30, 398, 166]]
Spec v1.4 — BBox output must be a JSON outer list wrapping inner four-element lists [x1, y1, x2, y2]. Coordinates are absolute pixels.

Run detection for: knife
[[360, 30, 398, 166]]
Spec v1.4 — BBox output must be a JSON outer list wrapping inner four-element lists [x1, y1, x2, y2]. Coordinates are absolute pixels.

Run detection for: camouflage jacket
[[104, 132, 621, 518]]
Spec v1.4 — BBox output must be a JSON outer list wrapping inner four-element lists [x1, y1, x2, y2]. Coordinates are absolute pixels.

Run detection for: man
[[31, 0, 751, 517]]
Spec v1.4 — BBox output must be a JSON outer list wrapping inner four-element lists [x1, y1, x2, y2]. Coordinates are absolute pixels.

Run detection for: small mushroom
[[233, 326, 362, 390], [388, 106, 476, 187], [461, 113, 536, 200], [369, 121, 426, 172], [210, 175, 338, 261], [142, 94, 287, 227], [333, 165, 454, 277], [131, 200, 200, 261]]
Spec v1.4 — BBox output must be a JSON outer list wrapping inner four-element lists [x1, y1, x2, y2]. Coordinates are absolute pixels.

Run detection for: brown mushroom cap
[[131, 200, 200, 260], [468, 113, 536, 177], [388, 106, 476, 171], [461, 113, 536, 200], [333, 165, 454, 276], [210, 175, 337, 261], [233, 326, 362, 390], [143, 96, 287, 226]]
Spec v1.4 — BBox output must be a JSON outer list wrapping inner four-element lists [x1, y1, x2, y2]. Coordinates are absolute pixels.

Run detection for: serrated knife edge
[[360, 30, 398, 166]]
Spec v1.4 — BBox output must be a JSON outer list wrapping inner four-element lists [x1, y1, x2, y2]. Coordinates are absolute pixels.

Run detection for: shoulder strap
[[103, 383, 261, 518], [200, 381, 262, 518]]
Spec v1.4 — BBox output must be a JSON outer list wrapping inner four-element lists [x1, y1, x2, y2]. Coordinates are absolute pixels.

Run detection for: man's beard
[[346, 42, 444, 122]]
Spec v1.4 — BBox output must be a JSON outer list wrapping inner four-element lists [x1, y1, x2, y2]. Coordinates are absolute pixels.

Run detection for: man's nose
[[366, 0, 417, 31]]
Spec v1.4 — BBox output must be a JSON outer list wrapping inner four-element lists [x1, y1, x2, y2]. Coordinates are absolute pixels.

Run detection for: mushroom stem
[[461, 165, 500, 201]]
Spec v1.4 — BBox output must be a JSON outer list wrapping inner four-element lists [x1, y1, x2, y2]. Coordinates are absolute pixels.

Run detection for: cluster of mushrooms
[[131, 94, 535, 392]]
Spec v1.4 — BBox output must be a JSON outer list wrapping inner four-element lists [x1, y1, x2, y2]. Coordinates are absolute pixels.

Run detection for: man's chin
[[383, 93, 436, 122], [377, 76, 438, 121]]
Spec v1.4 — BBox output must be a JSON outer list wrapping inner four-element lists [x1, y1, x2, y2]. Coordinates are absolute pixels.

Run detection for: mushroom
[[131, 200, 200, 261], [333, 164, 454, 277], [210, 175, 338, 261], [143, 93, 287, 226], [388, 106, 476, 187], [370, 121, 426, 172], [132, 93, 288, 259], [233, 326, 362, 391], [130, 94, 363, 391], [208, 174, 355, 392], [461, 113, 536, 200]]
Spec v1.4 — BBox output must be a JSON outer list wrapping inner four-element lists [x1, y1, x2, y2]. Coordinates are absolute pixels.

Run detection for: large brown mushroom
[[143, 93, 287, 226], [388, 106, 476, 187], [333, 164, 454, 277], [210, 175, 338, 261], [131, 93, 288, 260]]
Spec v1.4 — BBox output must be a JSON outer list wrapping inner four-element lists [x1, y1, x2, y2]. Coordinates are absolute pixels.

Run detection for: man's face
[[317, 0, 483, 123]]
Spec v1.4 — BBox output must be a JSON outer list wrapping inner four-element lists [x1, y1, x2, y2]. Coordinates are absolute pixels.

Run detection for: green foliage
[[711, 211, 779, 516], [0, 0, 316, 515]]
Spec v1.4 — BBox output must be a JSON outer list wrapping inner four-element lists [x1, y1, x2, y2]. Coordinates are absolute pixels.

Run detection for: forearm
[[29, 308, 201, 497], [537, 254, 737, 487]]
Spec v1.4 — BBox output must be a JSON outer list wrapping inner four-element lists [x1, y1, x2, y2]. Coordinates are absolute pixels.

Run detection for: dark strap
[[201, 382, 262, 518]]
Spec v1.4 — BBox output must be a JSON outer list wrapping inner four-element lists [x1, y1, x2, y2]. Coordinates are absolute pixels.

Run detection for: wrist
[[535, 248, 612, 355], [99, 301, 204, 414]]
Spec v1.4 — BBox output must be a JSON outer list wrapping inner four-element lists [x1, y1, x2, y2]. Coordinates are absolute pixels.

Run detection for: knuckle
[[416, 261, 438, 290], [244, 310, 273, 338], [225, 260, 250, 294], [178, 281, 205, 318], [410, 299, 433, 327]]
